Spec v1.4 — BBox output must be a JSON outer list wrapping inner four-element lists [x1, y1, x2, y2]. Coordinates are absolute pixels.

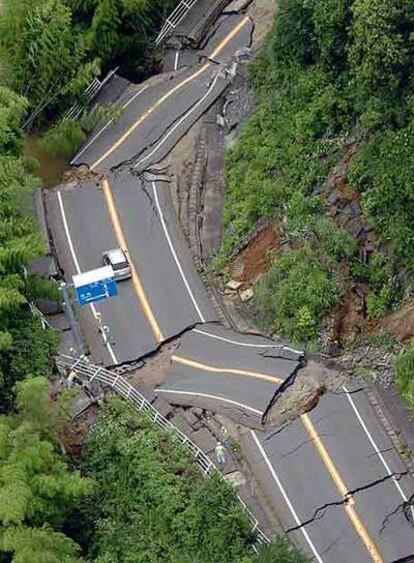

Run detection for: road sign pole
[[60, 282, 87, 355]]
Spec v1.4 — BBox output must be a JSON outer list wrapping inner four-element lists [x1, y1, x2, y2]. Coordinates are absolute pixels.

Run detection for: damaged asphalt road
[[245, 388, 414, 563], [71, 14, 253, 173], [48, 8, 414, 563]]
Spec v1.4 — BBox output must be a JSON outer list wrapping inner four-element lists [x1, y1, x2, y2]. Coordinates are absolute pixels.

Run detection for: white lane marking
[[57, 191, 118, 364], [193, 328, 303, 354], [250, 430, 324, 563], [174, 50, 180, 71], [157, 389, 262, 415], [70, 85, 149, 164], [135, 70, 221, 170], [152, 181, 206, 323], [343, 386, 414, 522], [58, 191, 81, 274]]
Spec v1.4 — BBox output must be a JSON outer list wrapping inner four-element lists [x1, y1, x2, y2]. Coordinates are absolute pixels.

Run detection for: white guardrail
[[56, 354, 269, 547], [156, 0, 200, 45], [63, 67, 119, 122]]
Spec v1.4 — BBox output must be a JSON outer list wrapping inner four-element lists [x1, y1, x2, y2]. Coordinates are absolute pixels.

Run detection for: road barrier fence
[[56, 353, 269, 547], [63, 68, 119, 122], [156, 0, 200, 45]]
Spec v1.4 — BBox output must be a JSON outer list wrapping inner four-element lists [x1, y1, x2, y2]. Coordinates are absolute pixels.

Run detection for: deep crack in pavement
[[285, 470, 414, 534]]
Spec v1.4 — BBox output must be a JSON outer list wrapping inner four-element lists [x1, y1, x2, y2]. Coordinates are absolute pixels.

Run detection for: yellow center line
[[173, 353, 384, 562], [300, 413, 384, 563], [90, 16, 251, 170], [171, 355, 283, 384], [101, 179, 164, 343]]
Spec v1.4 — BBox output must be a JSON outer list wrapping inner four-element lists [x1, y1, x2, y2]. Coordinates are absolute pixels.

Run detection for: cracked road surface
[[156, 325, 301, 426], [48, 9, 414, 563], [71, 14, 253, 173], [246, 389, 414, 563]]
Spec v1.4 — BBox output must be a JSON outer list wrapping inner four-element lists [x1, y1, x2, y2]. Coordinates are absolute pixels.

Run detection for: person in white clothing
[[215, 441, 226, 465]]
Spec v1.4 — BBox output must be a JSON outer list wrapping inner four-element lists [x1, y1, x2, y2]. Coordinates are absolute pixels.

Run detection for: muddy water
[[24, 135, 70, 188]]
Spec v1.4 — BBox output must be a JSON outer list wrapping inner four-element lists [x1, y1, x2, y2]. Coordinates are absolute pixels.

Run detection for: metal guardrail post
[[155, 0, 200, 45], [56, 353, 270, 546]]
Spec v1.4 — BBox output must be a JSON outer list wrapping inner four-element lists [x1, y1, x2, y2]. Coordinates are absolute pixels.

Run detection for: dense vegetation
[[0, 87, 58, 410], [0, 2, 311, 560], [0, 0, 175, 127], [0, 377, 93, 562], [80, 398, 309, 563], [220, 0, 414, 346], [396, 346, 414, 413]]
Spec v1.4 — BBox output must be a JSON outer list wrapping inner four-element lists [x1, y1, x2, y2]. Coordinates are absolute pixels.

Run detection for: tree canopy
[[0, 377, 93, 562], [0, 87, 58, 410], [80, 398, 310, 563], [0, 0, 175, 125]]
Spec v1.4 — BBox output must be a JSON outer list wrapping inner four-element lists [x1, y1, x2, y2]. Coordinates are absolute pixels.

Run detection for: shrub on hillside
[[254, 247, 339, 344]]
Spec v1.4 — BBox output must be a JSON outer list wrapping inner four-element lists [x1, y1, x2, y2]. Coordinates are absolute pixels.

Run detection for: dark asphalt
[[47, 10, 414, 563], [71, 14, 252, 173], [108, 172, 216, 335], [308, 389, 414, 562], [199, 13, 254, 63], [46, 183, 157, 364], [172, 325, 300, 376], [156, 325, 301, 425], [243, 425, 373, 563], [242, 389, 414, 563]]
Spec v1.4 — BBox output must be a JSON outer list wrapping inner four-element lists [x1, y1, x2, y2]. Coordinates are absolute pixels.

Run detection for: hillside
[[219, 0, 414, 408]]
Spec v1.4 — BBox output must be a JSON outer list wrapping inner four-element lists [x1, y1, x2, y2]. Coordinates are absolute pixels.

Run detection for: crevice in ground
[[285, 470, 413, 534], [262, 359, 349, 429], [379, 492, 414, 534], [262, 359, 305, 425], [132, 320, 224, 366]]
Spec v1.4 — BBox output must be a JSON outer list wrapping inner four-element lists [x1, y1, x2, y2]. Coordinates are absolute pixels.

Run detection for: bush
[[254, 247, 339, 344], [395, 347, 414, 413], [0, 377, 93, 562], [0, 308, 58, 412], [81, 398, 309, 563], [41, 119, 86, 158], [348, 123, 414, 270]]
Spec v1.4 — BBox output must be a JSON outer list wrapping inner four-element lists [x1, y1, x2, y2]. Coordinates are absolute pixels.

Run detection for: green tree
[[0, 0, 97, 121], [0, 88, 27, 156], [349, 0, 413, 124], [269, 0, 318, 67], [1, 526, 83, 563], [0, 377, 93, 562], [0, 88, 59, 409], [313, 0, 353, 72], [82, 399, 257, 562], [348, 121, 414, 269]]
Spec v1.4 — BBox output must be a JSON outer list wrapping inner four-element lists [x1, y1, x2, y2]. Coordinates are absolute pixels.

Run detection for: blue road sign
[[73, 266, 117, 306]]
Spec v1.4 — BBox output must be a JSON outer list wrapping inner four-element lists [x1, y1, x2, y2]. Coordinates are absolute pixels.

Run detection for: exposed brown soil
[[249, 0, 278, 48], [62, 165, 99, 184], [126, 341, 179, 389], [321, 138, 380, 347], [230, 224, 279, 284], [330, 286, 367, 351], [61, 404, 99, 459], [373, 299, 414, 343], [265, 360, 347, 427]]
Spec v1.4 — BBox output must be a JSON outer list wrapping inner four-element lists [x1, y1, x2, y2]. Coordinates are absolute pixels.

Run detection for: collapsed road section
[[44, 3, 414, 563]]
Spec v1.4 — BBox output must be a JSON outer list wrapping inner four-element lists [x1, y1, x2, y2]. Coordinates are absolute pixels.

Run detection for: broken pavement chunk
[[239, 288, 254, 302], [226, 279, 243, 291]]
